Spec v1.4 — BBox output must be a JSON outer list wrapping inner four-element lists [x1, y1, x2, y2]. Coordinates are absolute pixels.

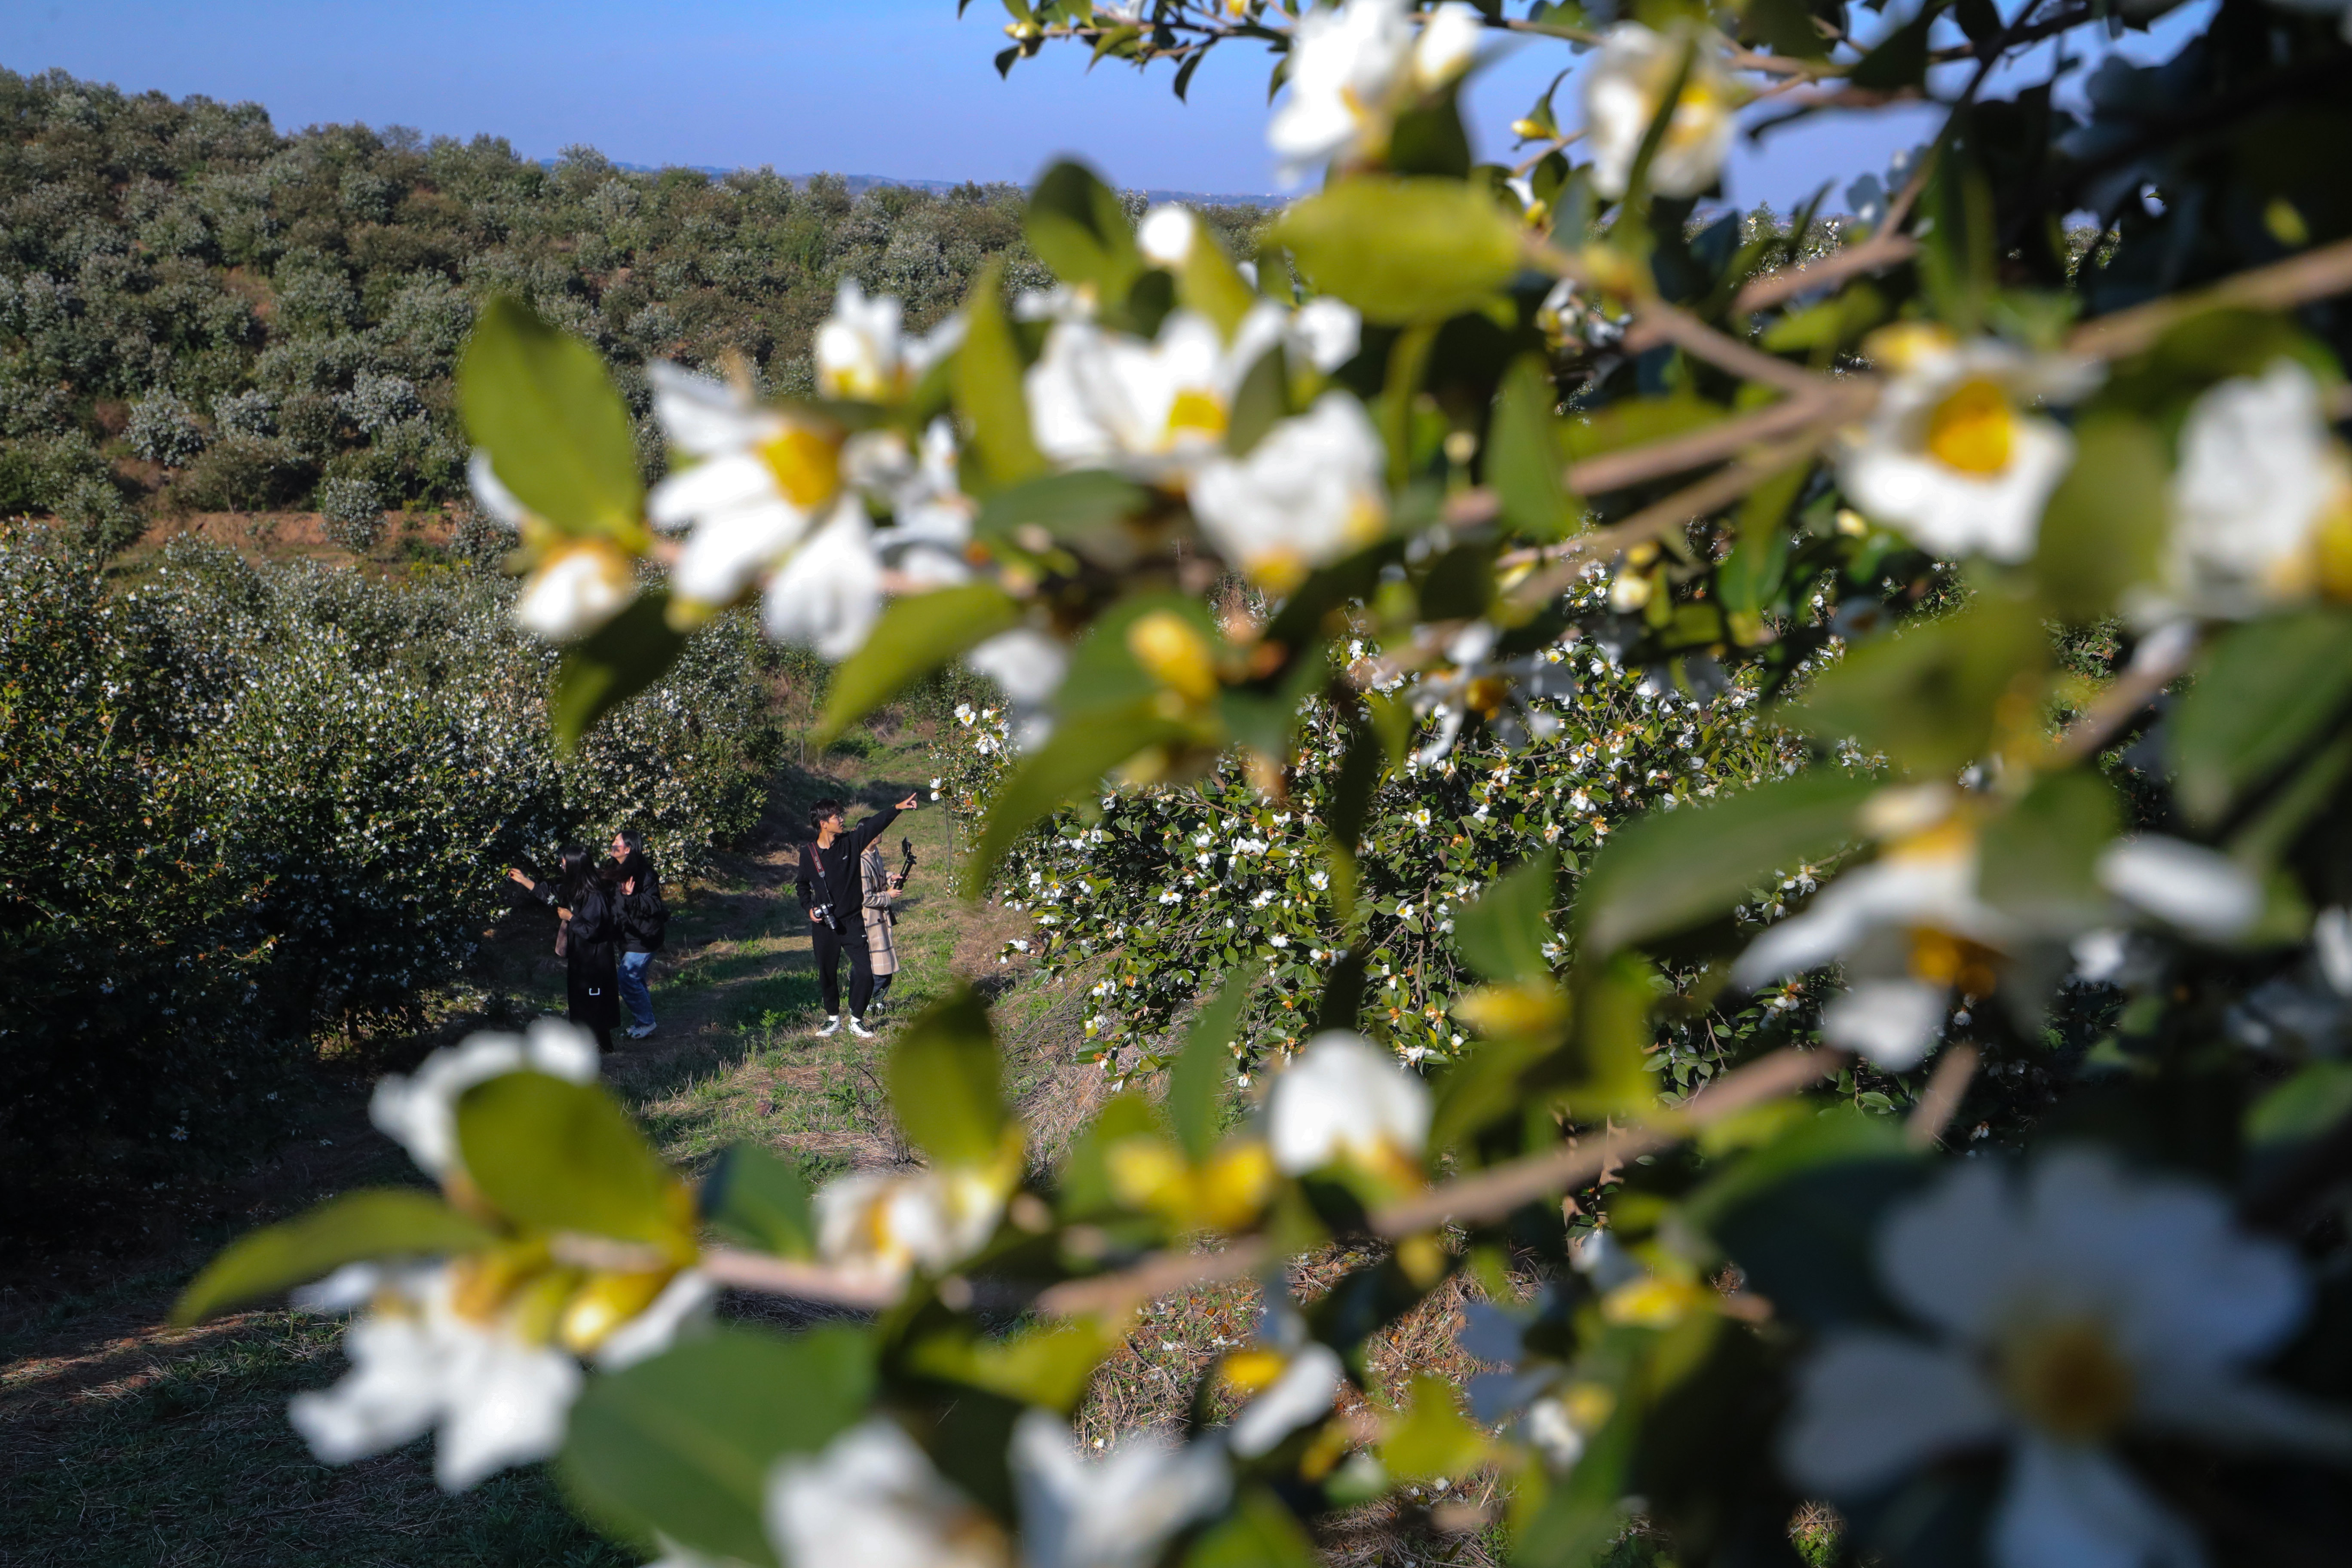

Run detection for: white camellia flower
[[769, 1418, 1008, 1568], [1783, 1148, 2352, 1568], [370, 1018, 599, 1180], [812, 1165, 1011, 1295], [646, 361, 842, 609], [814, 279, 965, 403], [297, 1025, 714, 1490], [511, 542, 637, 643], [1265, 1030, 1431, 1177], [1190, 392, 1388, 592], [1026, 309, 1277, 477], [1267, 0, 1484, 183], [1584, 22, 1737, 199], [1838, 325, 2098, 563], [289, 1262, 583, 1491], [2161, 358, 2352, 618], [1010, 1409, 1231, 1568], [468, 450, 638, 641], [1730, 802, 2007, 1069], [1227, 1341, 1346, 1458]]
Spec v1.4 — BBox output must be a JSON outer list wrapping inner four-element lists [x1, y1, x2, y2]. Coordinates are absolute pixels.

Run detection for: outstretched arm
[[851, 796, 917, 853]]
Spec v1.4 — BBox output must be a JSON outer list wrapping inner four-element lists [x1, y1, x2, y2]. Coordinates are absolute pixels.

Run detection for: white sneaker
[[816, 1015, 842, 1037], [847, 1017, 875, 1038], [627, 1024, 655, 1040]]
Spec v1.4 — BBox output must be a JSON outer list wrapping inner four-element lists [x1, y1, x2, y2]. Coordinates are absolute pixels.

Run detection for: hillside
[[0, 66, 1265, 554]]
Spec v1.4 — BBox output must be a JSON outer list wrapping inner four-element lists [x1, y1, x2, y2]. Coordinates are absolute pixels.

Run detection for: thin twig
[[1905, 1044, 1980, 1149], [1733, 233, 1920, 315], [1557, 378, 1869, 499], [1372, 1046, 1839, 1236], [1620, 304, 1825, 397], [1504, 430, 1830, 606], [1035, 1237, 1271, 1319], [2068, 235, 2352, 362], [699, 1250, 902, 1310], [2043, 624, 2199, 767]]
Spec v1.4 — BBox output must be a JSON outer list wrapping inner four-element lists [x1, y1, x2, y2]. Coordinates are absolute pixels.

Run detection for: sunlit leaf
[[174, 1189, 494, 1325]]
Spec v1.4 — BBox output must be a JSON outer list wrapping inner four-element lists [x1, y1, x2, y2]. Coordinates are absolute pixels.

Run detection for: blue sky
[[0, 1, 2205, 208]]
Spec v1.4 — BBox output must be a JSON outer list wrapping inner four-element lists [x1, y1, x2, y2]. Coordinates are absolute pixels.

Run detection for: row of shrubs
[[0, 524, 786, 1225]]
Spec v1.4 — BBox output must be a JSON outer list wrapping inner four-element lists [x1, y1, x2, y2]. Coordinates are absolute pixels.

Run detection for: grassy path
[[0, 725, 1052, 1567]]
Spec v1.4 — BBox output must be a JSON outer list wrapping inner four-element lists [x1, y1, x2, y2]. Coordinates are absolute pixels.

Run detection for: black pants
[[811, 920, 873, 1018]]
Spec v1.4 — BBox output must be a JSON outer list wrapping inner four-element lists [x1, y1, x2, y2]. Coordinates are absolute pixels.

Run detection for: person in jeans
[[609, 828, 666, 1040], [795, 792, 916, 1038], [507, 845, 621, 1051], [859, 838, 906, 1014]]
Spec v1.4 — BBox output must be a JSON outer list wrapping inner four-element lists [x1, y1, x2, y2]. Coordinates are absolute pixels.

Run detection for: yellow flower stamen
[[1907, 927, 2003, 998], [557, 1268, 674, 1356], [1925, 378, 2017, 476], [1127, 610, 1221, 705], [2000, 1318, 2136, 1442], [1166, 387, 1229, 443], [758, 423, 842, 509]]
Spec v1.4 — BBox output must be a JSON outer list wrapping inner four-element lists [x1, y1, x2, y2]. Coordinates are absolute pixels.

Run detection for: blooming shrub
[[0, 526, 781, 1219]]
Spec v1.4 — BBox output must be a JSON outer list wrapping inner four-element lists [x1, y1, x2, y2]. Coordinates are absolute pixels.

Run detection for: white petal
[[1228, 1342, 1343, 1458], [468, 450, 528, 527], [1288, 298, 1361, 374], [1822, 978, 1947, 1069], [1011, 1409, 1229, 1568], [1412, 3, 1484, 88], [769, 1418, 998, 1568], [671, 492, 805, 606], [1779, 1332, 2005, 1495], [288, 1311, 446, 1464], [432, 1338, 582, 1490], [523, 1018, 602, 1081], [1877, 1158, 2026, 1342], [761, 499, 882, 660], [1990, 1436, 2203, 1568], [648, 361, 768, 456], [968, 629, 1069, 708], [2135, 1370, 2352, 1461], [2097, 836, 2261, 940], [1265, 1031, 1430, 1175], [1137, 205, 1198, 269], [648, 450, 789, 532], [594, 1269, 718, 1371]]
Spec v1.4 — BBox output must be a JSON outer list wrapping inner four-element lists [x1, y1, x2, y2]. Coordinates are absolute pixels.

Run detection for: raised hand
[[896, 793, 918, 810]]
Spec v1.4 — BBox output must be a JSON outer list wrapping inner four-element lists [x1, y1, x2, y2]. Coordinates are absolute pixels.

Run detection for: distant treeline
[[0, 67, 1265, 551]]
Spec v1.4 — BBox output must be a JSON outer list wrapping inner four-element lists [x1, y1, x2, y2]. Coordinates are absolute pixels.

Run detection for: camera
[[810, 902, 837, 931]]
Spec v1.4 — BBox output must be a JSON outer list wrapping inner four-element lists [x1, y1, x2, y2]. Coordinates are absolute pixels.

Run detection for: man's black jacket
[[795, 804, 901, 928]]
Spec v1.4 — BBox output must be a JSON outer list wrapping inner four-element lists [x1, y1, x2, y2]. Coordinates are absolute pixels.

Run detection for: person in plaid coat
[[859, 840, 904, 1011]]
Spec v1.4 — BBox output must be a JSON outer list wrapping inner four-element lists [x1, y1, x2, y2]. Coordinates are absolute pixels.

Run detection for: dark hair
[[556, 843, 595, 901], [809, 798, 845, 834], [615, 827, 644, 859]]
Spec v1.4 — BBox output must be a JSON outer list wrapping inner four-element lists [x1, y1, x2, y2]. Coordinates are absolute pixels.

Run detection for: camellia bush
[[0, 529, 781, 1218], [176, 3, 2352, 1567]]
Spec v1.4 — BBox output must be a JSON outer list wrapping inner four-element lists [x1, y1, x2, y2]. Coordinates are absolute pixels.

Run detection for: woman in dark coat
[[507, 845, 622, 1050]]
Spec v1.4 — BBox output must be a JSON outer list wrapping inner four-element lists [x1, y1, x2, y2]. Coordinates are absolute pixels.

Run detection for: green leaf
[[1224, 345, 1292, 460], [1574, 772, 1877, 955], [955, 259, 1047, 490], [1976, 770, 2121, 933], [459, 295, 643, 538], [1272, 177, 1524, 326], [561, 1325, 873, 1568], [1849, 7, 1933, 90], [814, 584, 1021, 745], [2246, 1061, 2352, 1148], [1454, 853, 1560, 983], [888, 986, 1006, 1167], [966, 710, 1194, 892], [174, 1188, 494, 1326], [1378, 1374, 1491, 1480], [1057, 1092, 1161, 1220], [906, 1320, 1113, 1412], [973, 468, 1151, 545], [1172, 222, 1262, 341], [701, 1143, 816, 1259], [1557, 390, 1724, 466], [1026, 160, 1143, 303], [1487, 355, 1577, 540], [2032, 415, 2168, 623], [1171, 973, 1251, 1163], [2170, 609, 2352, 828], [551, 590, 687, 751], [457, 1072, 680, 1243], [1185, 1488, 1320, 1568], [1745, 0, 1832, 58], [1792, 595, 2049, 779]]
